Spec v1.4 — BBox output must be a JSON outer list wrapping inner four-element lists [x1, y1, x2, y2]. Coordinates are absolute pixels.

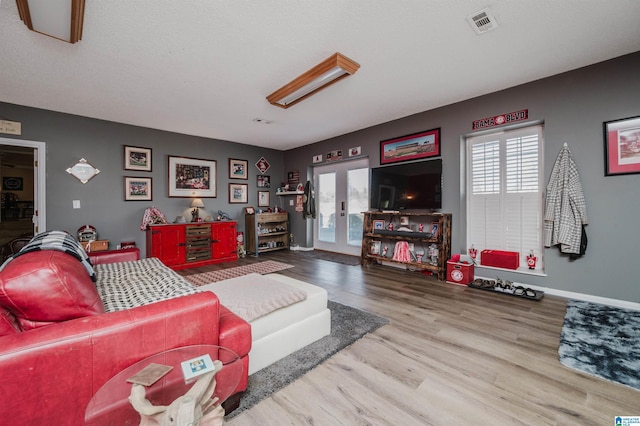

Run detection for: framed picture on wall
[[229, 158, 248, 179], [124, 177, 152, 201], [258, 191, 270, 207], [604, 115, 640, 176], [380, 128, 440, 164], [124, 146, 152, 171], [229, 183, 248, 204], [257, 175, 271, 188], [168, 156, 216, 198]]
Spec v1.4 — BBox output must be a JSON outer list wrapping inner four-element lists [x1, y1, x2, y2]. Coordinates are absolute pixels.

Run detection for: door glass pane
[[318, 172, 336, 243], [347, 168, 369, 246]]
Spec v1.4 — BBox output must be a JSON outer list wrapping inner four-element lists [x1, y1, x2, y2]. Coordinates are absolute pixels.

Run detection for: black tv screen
[[370, 159, 442, 211]]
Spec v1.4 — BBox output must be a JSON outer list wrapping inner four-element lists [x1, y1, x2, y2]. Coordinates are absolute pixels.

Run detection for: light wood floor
[[181, 251, 639, 425]]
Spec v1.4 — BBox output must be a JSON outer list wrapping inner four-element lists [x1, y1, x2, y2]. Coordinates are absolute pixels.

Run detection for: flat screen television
[[370, 159, 442, 211]]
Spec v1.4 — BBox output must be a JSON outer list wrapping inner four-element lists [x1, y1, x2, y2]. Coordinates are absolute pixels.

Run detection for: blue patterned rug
[[559, 300, 640, 391]]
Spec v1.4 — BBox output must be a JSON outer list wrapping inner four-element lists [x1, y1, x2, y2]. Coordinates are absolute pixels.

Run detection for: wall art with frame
[[380, 128, 440, 164], [229, 158, 248, 179], [168, 156, 216, 197], [124, 146, 152, 171], [124, 176, 152, 201], [258, 190, 270, 207], [229, 183, 248, 204], [257, 175, 271, 188], [604, 115, 640, 176]]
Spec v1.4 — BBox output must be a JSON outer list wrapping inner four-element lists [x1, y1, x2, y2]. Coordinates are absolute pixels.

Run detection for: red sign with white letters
[[472, 109, 528, 130]]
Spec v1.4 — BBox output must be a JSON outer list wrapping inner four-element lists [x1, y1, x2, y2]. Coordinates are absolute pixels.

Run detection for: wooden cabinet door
[[212, 221, 237, 260], [147, 225, 185, 267]]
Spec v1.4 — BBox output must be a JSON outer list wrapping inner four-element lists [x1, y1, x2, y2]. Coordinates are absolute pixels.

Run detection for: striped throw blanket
[[0, 230, 96, 281]]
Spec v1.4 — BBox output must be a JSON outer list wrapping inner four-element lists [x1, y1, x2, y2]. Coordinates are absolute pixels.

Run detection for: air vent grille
[[467, 8, 498, 34]]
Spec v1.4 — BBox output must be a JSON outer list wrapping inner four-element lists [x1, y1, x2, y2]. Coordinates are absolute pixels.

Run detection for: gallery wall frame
[[168, 156, 216, 198], [124, 176, 152, 201], [124, 146, 152, 171], [257, 175, 271, 188], [229, 183, 248, 204], [604, 115, 640, 176], [380, 128, 440, 164], [229, 158, 248, 179], [258, 190, 270, 207]]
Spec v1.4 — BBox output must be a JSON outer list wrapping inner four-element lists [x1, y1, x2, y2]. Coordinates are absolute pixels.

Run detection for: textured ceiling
[[1, 1, 639, 150]]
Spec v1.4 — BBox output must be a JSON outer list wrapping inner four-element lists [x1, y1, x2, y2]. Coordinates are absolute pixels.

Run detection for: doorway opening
[[313, 158, 369, 256], [0, 137, 46, 260]]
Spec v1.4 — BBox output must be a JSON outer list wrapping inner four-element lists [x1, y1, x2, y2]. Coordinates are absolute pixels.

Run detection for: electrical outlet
[[289, 200, 294, 206], [73, 200, 81, 209]]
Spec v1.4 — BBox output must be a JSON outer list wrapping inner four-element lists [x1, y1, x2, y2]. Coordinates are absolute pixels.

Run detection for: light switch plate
[[73, 200, 81, 209]]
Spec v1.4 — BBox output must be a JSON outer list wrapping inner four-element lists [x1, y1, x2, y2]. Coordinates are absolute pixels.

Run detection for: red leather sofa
[[0, 247, 251, 425]]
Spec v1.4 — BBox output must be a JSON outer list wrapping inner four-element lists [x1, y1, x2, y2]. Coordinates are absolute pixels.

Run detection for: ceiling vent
[[467, 8, 498, 34]]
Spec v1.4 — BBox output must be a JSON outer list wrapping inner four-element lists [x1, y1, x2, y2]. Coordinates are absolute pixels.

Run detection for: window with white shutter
[[466, 125, 544, 271]]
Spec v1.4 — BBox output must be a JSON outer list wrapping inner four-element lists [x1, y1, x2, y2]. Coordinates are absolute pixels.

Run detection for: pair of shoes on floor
[[472, 278, 495, 289], [514, 286, 537, 298], [494, 278, 515, 294]]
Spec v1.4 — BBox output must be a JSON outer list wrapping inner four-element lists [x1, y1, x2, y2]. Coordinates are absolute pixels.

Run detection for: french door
[[313, 158, 369, 256]]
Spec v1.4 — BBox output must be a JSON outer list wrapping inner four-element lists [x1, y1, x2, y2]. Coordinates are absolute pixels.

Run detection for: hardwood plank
[[178, 251, 640, 425]]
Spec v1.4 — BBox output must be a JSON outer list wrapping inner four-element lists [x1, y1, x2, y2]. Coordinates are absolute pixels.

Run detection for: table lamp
[[190, 198, 205, 222]]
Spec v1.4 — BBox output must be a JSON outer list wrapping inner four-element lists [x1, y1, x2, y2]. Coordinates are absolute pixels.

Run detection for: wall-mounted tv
[[370, 159, 442, 211]]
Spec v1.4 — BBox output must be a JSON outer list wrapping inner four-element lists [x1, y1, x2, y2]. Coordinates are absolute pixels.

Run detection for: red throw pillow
[[0, 251, 105, 331]]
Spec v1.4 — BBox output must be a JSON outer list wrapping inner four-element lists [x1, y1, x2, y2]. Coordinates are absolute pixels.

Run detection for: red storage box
[[446, 261, 474, 286], [480, 250, 519, 270]]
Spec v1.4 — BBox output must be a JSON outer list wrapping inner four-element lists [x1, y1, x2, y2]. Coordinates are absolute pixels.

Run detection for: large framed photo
[[124, 176, 152, 201], [124, 146, 152, 171], [168, 156, 216, 198], [229, 183, 248, 204], [604, 115, 640, 176], [380, 128, 440, 164], [229, 158, 248, 180], [258, 190, 270, 207]]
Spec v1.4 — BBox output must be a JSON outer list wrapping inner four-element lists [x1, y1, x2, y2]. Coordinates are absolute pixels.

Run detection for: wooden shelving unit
[[245, 212, 289, 255], [361, 211, 452, 281]]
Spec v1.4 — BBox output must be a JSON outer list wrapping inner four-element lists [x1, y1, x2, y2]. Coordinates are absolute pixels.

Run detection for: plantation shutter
[[467, 125, 543, 270]]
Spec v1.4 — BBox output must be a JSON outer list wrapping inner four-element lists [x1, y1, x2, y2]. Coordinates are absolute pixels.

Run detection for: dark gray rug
[[227, 300, 389, 418], [293, 249, 361, 266], [559, 300, 640, 391]]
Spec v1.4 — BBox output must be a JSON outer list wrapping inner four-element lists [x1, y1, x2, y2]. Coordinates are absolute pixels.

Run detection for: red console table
[[146, 222, 237, 270]]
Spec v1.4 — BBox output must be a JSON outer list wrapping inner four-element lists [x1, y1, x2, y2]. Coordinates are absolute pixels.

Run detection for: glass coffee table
[[85, 345, 242, 425]]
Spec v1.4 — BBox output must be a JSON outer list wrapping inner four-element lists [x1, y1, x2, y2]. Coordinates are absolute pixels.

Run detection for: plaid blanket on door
[[0, 230, 96, 281]]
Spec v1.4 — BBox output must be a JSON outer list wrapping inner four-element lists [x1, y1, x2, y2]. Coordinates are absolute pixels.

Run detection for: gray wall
[[284, 51, 640, 303], [0, 104, 286, 254]]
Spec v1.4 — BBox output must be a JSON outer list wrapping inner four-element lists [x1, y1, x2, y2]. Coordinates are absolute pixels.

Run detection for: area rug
[[293, 249, 361, 266], [183, 260, 294, 286], [226, 300, 389, 418], [559, 299, 640, 391]]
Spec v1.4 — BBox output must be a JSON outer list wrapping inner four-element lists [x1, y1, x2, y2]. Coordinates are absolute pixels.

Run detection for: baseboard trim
[[475, 275, 640, 311]]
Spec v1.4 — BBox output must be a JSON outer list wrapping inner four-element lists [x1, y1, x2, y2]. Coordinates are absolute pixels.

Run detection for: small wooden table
[[84, 345, 242, 425]]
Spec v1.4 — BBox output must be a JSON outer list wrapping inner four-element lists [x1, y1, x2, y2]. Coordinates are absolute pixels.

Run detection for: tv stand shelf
[[361, 211, 451, 281]]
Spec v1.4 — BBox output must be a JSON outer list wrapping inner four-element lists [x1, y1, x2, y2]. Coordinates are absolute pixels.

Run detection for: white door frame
[[313, 158, 369, 255], [0, 137, 46, 233]]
